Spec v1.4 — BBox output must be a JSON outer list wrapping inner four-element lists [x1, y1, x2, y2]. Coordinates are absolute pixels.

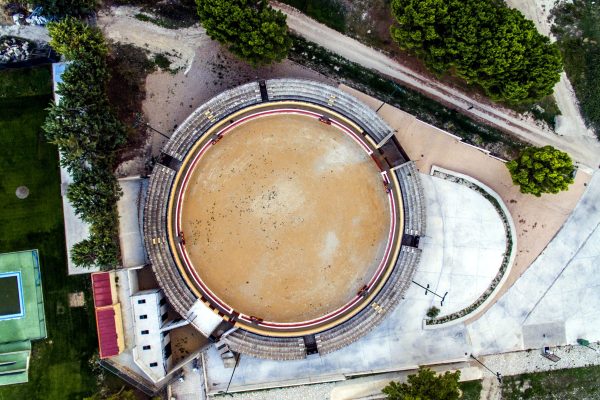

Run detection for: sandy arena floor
[[179, 114, 391, 322]]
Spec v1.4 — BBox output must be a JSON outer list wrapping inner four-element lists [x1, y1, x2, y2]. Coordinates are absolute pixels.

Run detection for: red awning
[[91, 272, 113, 307], [96, 307, 120, 358]]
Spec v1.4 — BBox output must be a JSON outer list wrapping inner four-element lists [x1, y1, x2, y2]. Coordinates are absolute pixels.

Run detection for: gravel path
[[211, 382, 335, 400], [480, 343, 600, 377], [273, 2, 600, 171]]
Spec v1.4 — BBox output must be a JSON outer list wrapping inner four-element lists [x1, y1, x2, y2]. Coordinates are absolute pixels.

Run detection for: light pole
[[470, 354, 502, 383], [218, 353, 240, 397], [411, 280, 448, 306], [134, 113, 170, 139]]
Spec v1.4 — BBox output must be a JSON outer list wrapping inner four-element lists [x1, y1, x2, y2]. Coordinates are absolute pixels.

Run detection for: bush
[[390, 0, 563, 104], [426, 306, 440, 318]]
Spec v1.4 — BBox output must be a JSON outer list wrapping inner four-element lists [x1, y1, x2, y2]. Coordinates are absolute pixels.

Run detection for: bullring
[[144, 79, 426, 359]]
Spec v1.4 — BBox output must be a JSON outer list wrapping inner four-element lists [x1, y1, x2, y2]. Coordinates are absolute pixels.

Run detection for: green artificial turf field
[[0, 66, 102, 399]]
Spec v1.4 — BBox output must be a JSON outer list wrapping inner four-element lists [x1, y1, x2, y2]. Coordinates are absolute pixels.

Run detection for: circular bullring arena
[[144, 79, 427, 360]]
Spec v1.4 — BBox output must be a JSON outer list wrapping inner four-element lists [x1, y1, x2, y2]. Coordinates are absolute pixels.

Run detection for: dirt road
[[273, 2, 600, 172]]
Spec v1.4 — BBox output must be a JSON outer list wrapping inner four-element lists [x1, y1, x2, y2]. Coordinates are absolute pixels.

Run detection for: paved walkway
[[468, 171, 600, 355], [274, 2, 600, 171]]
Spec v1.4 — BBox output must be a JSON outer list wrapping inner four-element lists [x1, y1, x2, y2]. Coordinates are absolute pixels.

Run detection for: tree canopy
[[506, 145, 575, 197], [48, 17, 107, 60], [196, 0, 292, 66], [390, 0, 563, 104], [382, 367, 461, 400], [45, 18, 125, 269]]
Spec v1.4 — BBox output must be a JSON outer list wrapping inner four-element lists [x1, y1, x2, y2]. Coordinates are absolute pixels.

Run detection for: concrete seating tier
[[265, 79, 392, 144], [315, 246, 421, 355], [223, 330, 307, 360], [143, 164, 196, 317], [394, 161, 426, 236], [163, 82, 262, 161]]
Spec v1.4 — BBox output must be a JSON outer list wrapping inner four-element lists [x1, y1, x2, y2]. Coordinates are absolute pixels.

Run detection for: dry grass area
[[180, 114, 391, 322], [342, 85, 591, 319]]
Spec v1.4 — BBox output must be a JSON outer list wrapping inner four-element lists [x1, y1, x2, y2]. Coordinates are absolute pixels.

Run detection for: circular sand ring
[[15, 186, 29, 199], [167, 103, 401, 335]]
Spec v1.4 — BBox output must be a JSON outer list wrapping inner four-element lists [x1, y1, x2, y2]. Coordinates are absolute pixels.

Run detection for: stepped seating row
[[163, 82, 262, 161], [265, 79, 392, 144], [143, 164, 196, 317], [394, 161, 426, 236], [224, 330, 307, 360], [315, 246, 421, 355]]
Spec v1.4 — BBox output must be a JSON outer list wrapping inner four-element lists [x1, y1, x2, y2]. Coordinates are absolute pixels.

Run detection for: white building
[[130, 289, 175, 382]]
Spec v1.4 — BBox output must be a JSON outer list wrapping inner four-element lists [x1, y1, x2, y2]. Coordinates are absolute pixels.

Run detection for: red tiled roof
[[91, 272, 113, 307], [96, 307, 120, 359]]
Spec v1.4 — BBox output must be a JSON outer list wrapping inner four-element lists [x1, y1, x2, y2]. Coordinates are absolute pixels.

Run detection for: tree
[[196, 0, 292, 66], [389, 0, 562, 104], [45, 17, 125, 269], [47, 17, 107, 60], [66, 169, 122, 224], [506, 145, 575, 197], [383, 367, 461, 400]]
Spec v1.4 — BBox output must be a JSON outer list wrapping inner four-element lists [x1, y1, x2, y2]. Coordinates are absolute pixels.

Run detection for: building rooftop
[[0, 250, 46, 343], [91, 272, 124, 359], [0, 250, 46, 386]]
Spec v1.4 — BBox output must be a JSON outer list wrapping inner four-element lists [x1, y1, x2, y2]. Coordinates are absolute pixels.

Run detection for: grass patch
[[134, 12, 181, 29], [552, 0, 600, 137], [0, 66, 100, 400], [502, 365, 600, 399], [289, 35, 526, 159], [0, 66, 52, 98], [459, 380, 482, 400], [279, 0, 346, 32]]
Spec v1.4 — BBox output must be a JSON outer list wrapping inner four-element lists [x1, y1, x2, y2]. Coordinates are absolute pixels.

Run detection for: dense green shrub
[[390, 0, 563, 104], [44, 18, 126, 269], [196, 0, 291, 66], [506, 145, 575, 197]]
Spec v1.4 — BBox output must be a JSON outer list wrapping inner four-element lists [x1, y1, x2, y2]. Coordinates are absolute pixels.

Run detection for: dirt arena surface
[[179, 114, 391, 322]]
